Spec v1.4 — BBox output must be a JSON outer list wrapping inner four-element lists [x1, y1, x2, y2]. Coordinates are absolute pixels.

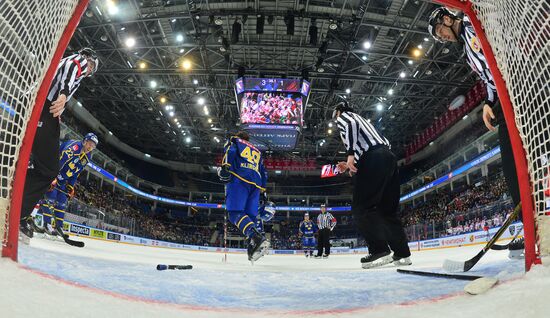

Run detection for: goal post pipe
[[433, 0, 540, 270], [2, 0, 91, 261]]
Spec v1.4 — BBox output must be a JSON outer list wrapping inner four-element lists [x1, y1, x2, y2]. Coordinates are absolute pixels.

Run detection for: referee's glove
[[217, 166, 231, 183]]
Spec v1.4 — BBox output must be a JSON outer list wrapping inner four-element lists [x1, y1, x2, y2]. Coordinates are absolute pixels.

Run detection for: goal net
[[438, 0, 550, 268], [0, 0, 88, 260]]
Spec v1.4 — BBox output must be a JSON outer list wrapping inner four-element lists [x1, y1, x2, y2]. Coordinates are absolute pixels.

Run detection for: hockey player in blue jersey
[[218, 131, 269, 262], [299, 212, 318, 257], [34, 133, 98, 236]]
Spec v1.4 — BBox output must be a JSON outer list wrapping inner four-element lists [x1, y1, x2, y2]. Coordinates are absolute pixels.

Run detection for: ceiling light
[[204, 106, 209, 115], [399, 71, 406, 78], [179, 48, 185, 53], [417, 44, 423, 49], [120, 27, 125, 31], [408, 59, 414, 64], [145, 153, 151, 158], [363, 41, 371, 50], [106, 0, 118, 15], [215, 17, 223, 25], [138, 62, 147, 69], [181, 59, 192, 70], [345, 88, 351, 94], [171, 18, 177, 23], [388, 89, 393, 95], [329, 21, 338, 30], [125, 37, 136, 48], [207, 118, 212, 123], [412, 49, 421, 57], [176, 34, 184, 42], [328, 122, 333, 128], [463, 115, 469, 120], [424, 37, 429, 42], [160, 97, 167, 104], [197, 97, 205, 105], [168, 111, 174, 117], [327, 129, 332, 134], [193, 79, 199, 85], [367, 119, 371, 123], [150, 80, 157, 88], [185, 136, 191, 143], [362, 55, 367, 60], [376, 103, 384, 111]]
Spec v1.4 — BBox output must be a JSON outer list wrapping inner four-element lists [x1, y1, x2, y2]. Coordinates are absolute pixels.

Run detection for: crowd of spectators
[[65, 171, 515, 249], [401, 174, 512, 239]]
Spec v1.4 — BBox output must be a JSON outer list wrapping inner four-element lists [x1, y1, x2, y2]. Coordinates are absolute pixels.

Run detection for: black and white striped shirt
[[47, 53, 89, 103], [336, 111, 390, 162], [461, 15, 497, 106], [317, 212, 337, 230]]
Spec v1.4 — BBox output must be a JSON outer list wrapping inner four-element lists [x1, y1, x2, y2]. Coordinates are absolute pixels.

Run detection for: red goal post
[[435, 0, 549, 270], [0, 0, 90, 261]]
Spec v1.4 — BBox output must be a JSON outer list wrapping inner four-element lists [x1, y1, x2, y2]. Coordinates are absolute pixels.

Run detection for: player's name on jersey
[[240, 162, 259, 171]]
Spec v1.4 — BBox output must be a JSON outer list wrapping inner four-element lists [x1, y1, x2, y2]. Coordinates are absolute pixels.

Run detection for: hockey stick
[[59, 232, 85, 248], [397, 269, 483, 281], [443, 203, 521, 273], [156, 264, 193, 270]]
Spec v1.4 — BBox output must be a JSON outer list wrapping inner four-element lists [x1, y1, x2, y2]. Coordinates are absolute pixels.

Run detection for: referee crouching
[[332, 101, 411, 269], [315, 204, 336, 258]]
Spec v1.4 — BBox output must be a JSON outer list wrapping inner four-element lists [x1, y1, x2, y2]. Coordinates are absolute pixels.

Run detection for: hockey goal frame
[[434, 0, 541, 270], [1, 0, 90, 261]]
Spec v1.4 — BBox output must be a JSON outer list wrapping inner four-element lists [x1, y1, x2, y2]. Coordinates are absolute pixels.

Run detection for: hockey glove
[[259, 201, 276, 222], [66, 184, 75, 199], [48, 179, 58, 192], [217, 166, 231, 183]]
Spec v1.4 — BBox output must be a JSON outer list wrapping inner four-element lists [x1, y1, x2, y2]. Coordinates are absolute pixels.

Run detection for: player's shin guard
[[228, 210, 256, 238], [54, 208, 65, 230], [40, 201, 55, 227]]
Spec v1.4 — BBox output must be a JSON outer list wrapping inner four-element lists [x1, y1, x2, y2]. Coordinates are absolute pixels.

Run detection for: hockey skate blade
[[251, 241, 270, 262], [443, 259, 466, 273], [361, 255, 393, 269], [464, 277, 498, 295]]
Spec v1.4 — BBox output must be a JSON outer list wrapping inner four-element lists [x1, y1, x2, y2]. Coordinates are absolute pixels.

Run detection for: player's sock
[[54, 208, 65, 234], [228, 211, 256, 238]]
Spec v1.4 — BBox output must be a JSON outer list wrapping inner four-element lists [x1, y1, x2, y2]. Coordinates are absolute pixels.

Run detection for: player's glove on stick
[[217, 166, 231, 183]]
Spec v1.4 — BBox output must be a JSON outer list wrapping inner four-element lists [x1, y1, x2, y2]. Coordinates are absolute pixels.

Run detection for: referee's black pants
[[316, 228, 331, 256], [351, 146, 411, 258], [20, 101, 60, 220], [498, 122, 521, 208]]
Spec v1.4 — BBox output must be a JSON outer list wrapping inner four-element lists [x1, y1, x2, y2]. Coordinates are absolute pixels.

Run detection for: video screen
[[240, 92, 303, 125]]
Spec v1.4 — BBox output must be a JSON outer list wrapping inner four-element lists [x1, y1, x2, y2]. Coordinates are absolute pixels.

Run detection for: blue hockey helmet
[[83, 132, 99, 145]]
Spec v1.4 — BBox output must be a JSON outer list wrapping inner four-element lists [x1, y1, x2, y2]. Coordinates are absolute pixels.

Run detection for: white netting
[[470, 0, 550, 257], [0, 0, 81, 250]]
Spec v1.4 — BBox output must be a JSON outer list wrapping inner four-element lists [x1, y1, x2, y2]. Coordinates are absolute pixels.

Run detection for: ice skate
[[393, 255, 412, 266], [361, 251, 393, 269]]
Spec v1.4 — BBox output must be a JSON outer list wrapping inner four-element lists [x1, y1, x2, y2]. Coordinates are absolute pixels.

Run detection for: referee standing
[[19, 48, 98, 237], [333, 100, 411, 269], [315, 204, 336, 258]]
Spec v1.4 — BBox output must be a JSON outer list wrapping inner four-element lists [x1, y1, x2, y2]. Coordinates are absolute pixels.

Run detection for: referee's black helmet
[[332, 100, 354, 118]]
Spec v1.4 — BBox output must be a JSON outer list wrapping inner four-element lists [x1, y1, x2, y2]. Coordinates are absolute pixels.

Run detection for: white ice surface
[[0, 235, 549, 318]]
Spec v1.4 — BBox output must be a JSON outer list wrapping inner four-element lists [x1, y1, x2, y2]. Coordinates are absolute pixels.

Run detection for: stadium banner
[[90, 228, 107, 239]]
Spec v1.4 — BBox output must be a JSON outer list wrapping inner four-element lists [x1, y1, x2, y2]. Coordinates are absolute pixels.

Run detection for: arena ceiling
[[68, 0, 477, 164]]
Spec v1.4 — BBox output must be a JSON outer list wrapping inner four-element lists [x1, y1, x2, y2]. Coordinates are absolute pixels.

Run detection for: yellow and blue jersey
[[57, 140, 90, 186], [299, 220, 318, 237], [222, 136, 267, 191]]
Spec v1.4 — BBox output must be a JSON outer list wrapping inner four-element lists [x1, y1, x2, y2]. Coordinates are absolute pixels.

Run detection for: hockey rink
[[1, 235, 549, 318]]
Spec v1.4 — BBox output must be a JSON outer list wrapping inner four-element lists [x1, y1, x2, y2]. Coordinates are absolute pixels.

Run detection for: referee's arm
[[336, 117, 355, 156]]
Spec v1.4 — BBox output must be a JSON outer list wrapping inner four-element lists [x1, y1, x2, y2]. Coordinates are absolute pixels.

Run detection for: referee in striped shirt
[[20, 48, 98, 233], [333, 101, 411, 269], [315, 204, 336, 258], [428, 7, 521, 210]]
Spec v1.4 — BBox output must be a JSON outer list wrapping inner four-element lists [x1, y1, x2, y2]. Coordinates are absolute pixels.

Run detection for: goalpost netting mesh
[[468, 0, 550, 259], [0, 0, 82, 252]]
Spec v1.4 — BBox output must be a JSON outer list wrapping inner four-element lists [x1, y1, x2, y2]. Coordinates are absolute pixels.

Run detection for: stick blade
[[443, 259, 466, 272], [464, 277, 499, 295]]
